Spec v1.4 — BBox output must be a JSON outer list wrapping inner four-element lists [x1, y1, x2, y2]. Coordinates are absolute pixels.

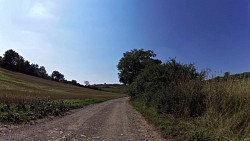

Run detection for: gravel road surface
[[0, 97, 167, 141]]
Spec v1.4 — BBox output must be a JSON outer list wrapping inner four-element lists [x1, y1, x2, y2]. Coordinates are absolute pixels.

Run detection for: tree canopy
[[0, 56, 2, 66], [117, 49, 161, 84], [1, 49, 21, 71], [84, 81, 90, 86], [51, 71, 65, 82]]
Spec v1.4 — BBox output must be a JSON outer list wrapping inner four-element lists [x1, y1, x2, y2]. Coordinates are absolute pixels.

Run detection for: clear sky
[[0, 0, 250, 84]]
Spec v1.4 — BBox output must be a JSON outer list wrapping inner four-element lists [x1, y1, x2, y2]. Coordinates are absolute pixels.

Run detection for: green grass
[[130, 101, 175, 136], [131, 101, 220, 141], [0, 72, 11, 81]]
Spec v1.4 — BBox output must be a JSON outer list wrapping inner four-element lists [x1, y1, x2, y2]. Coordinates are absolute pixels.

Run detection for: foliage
[[84, 81, 90, 86], [0, 49, 50, 79], [201, 79, 250, 140], [39, 66, 49, 78], [51, 70, 65, 82], [230, 72, 250, 79], [0, 49, 91, 88], [121, 49, 250, 140], [0, 98, 113, 123], [0, 69, 122, 123], [71, 80, 77, 85], [131, 101, 219, 141], [0, 56, 2, 66], [129, 58, 205, 118], [1, 49, 21, 71], [117, 49, 161, 84]]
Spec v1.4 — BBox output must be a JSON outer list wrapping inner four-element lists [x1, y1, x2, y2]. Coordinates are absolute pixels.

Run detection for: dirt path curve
[[0, 97, 167, 141]]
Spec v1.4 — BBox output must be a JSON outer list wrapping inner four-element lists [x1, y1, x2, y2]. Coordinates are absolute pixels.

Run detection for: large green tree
[[117, 49, 161, 84]]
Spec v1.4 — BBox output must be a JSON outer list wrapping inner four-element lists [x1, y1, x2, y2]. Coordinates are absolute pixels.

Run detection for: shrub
[[129, 59, 206, 118]]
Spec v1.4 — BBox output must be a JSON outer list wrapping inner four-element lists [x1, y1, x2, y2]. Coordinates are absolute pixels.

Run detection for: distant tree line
[[0, 49, 91, 88], [211, 71, 250, 82], [231, 72, 250, 79]]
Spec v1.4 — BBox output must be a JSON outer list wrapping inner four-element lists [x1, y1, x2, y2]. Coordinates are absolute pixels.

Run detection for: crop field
[[0, 68, 125, 123], [0, 68, 124, 102]]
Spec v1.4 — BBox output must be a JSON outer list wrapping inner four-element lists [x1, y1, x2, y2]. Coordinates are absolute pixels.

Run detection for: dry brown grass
[[0, 68, 125, 102]]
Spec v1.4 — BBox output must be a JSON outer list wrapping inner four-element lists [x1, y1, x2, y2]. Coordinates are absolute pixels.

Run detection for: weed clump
[[0, 97, 112, 123], [0, 98, 68, 123]]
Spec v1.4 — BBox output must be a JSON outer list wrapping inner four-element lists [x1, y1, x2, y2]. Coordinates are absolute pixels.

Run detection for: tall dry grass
[[201, 78, 250, 140]]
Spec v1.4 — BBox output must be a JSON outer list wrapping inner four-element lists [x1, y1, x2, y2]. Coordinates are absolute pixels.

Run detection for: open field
[[0, 67, 125, 123], [0, 67, 124, 102]]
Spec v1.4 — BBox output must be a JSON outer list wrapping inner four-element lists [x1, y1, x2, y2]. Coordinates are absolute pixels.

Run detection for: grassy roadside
[[130, 101, 223, 141], [0, 98, 113, 123]]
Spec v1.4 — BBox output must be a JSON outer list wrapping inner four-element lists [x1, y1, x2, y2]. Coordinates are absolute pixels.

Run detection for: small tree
[[51, 71, 65, 82], [84, 81, 90, 86], [39, 66, 48, 79], [224, 72, 231, 80], [71, 80, 77, 85]]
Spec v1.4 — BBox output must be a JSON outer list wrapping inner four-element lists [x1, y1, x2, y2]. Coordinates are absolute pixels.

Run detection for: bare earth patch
[[0, 97, 168, 141]]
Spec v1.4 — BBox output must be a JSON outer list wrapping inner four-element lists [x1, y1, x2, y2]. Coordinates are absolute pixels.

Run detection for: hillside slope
[[0, 67, 124, 101]]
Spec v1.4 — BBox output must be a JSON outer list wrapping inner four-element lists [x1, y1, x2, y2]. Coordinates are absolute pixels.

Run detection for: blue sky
[[0, 0, 250, 84]]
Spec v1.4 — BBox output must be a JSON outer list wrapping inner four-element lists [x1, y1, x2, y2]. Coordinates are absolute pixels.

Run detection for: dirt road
[[0, 97, 167, 141]]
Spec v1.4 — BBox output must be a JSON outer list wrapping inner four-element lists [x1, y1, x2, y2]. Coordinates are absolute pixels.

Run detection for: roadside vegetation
[[0, 98, 113, 123], [0, 67, 124, 123], [118, 49, 250, 141]]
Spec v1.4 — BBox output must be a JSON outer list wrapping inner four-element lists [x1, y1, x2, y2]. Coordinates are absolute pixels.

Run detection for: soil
[[0, 97, 168, 141]]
